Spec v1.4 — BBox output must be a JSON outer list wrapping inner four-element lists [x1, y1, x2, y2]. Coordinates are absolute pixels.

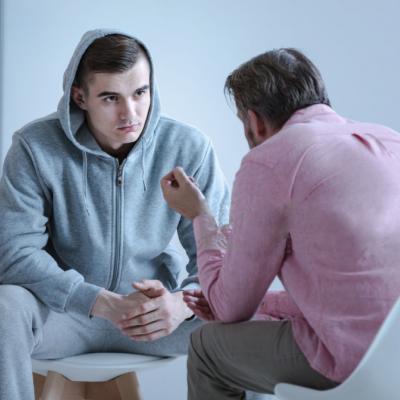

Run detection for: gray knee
[[0, 285, 38, 331], [189, 322, 218, 357], [188, 322, 231, 392], [190, 324, 203, 353], [188, 325, 205, 374]]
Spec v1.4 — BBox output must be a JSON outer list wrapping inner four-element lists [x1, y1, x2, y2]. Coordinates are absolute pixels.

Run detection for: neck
[[112, 143, 135, 163]]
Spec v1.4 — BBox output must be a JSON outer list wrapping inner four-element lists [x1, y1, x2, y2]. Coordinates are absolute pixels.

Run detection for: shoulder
[[156, 115, 211, 150], [16, 113, 69, 150], [152, 115, 216, 174], [13, 114, 79, 170]]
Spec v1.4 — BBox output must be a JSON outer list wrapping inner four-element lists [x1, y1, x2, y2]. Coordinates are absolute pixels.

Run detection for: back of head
[[225, 48, 331, 130], [74, 34, 148, 92]]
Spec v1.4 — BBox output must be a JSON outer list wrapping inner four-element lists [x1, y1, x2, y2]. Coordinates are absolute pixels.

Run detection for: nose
[[119, 99, 137, 122]]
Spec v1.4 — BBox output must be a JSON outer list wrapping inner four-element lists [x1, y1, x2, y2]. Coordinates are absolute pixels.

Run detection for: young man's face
[[73, 55, 151, 156]]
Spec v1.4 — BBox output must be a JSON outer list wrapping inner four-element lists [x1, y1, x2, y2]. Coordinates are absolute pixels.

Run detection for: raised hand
[[160, 167, 211, 220]]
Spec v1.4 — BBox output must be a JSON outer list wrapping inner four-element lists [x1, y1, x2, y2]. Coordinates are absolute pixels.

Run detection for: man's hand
[[118, 279, 194, 341], [91, 289, 150, 326], [160, 167, 211, 220], [183, 289, 216, 321]]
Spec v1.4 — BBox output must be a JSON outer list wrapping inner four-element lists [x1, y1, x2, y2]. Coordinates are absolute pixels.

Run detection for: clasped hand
[[92, 166, 214, 340], [91, 279, 193, 341]]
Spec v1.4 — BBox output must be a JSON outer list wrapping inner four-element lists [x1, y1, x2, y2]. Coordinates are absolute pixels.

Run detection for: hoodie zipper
[[109, 159, 125, 291]]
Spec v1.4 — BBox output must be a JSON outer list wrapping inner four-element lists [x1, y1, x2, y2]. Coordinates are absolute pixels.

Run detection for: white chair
[[274, 296, 400, 400], [32, 352, 176, 400]]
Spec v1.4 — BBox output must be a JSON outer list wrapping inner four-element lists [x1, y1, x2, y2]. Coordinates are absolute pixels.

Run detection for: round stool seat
[[32, 352, 175, 382]]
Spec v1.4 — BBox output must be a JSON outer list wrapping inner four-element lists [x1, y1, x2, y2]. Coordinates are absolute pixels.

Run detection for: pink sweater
[[193, 105, 400, 382]]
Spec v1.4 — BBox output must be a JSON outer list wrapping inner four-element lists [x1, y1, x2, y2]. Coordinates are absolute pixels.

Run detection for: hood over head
[[57, 28, 161, 158]]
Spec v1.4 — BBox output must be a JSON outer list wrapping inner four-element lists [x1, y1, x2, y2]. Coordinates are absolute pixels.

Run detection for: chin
[[117, 131, 142, 143], [129, 134, 143, 145]]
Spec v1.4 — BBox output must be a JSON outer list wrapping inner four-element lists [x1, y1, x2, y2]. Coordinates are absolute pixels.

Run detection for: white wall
[[2, 0, 400, 182], [1, 1, 400, 398]]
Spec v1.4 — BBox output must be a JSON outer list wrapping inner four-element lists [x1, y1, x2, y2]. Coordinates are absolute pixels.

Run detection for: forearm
[[256, 290, 303, 319], [0, 134, 104, 315], [193, 162, 289, 323], [0, 244, 102, 315], [193, 214, 255, 322]]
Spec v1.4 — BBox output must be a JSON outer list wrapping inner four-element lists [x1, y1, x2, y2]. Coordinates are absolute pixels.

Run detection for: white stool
[[32, 352, 176, 400]]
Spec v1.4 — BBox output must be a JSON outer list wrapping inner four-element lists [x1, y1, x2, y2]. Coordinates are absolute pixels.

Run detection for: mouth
[[117, 123, 140, 133]]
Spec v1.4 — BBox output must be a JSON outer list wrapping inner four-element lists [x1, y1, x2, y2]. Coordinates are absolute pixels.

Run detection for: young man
[[161, 48, 400, 398], [0, 29, 229, 400]]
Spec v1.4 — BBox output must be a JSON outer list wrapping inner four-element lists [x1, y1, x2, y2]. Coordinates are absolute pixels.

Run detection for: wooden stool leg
[[116, 372, 142, 400], [40, 371, 67, 400], [33, 373, 45, 400], [86, 380, 122, 400]]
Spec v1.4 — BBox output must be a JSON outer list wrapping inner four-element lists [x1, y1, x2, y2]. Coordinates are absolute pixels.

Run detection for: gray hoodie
[[0, 29, 230, 317]]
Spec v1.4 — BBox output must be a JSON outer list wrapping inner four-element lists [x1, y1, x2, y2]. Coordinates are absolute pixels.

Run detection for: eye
[[135, 88, 148, 97], [104, 95, 118, 103]]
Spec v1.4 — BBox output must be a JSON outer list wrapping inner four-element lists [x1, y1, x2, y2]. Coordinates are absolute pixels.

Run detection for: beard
[[245, 127, 258, 149]]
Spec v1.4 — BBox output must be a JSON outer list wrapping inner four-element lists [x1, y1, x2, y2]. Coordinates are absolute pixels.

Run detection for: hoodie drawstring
[[82, 151, 90, 215], [141, 139, 147, 192]]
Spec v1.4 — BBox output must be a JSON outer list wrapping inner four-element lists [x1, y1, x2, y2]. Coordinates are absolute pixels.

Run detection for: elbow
[[205, 283, 255, 323], [211, 303, 253, 323]]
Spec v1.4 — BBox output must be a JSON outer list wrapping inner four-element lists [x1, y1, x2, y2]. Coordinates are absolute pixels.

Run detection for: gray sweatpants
[[188, 319, 339, 399], [0, 284, 202, 400]]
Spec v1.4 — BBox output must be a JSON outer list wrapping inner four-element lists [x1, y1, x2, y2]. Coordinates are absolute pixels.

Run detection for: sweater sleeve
[[0, 133, 102, 316], [255, 290, 304, 319], [193, 158, 290, 322]]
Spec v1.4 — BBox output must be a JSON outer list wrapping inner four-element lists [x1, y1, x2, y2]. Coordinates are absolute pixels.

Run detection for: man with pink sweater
[[160, 48, 400, 398]]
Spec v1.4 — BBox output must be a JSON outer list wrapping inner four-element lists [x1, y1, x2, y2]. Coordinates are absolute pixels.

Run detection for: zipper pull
[[117, 165, 123, 185]]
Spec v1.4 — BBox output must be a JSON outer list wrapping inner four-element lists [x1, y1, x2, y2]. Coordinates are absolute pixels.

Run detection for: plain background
[[1, 1, 400, 398]]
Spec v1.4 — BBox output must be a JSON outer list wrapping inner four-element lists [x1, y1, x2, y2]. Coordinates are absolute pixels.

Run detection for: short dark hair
[[225, 48, 331, 129], [74, 34, 147, 91]]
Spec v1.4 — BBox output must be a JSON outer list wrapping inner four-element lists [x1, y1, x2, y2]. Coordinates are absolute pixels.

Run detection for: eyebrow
[[137, 84, 150, 92], [97, 91, 119, 98], [97, 85, 150, 98]]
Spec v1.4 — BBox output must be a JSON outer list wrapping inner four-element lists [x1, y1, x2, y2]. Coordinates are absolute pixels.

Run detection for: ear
[[247, 110, 275, 143], [247, 110, 267, 138], [71, 85, 87, 110]]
